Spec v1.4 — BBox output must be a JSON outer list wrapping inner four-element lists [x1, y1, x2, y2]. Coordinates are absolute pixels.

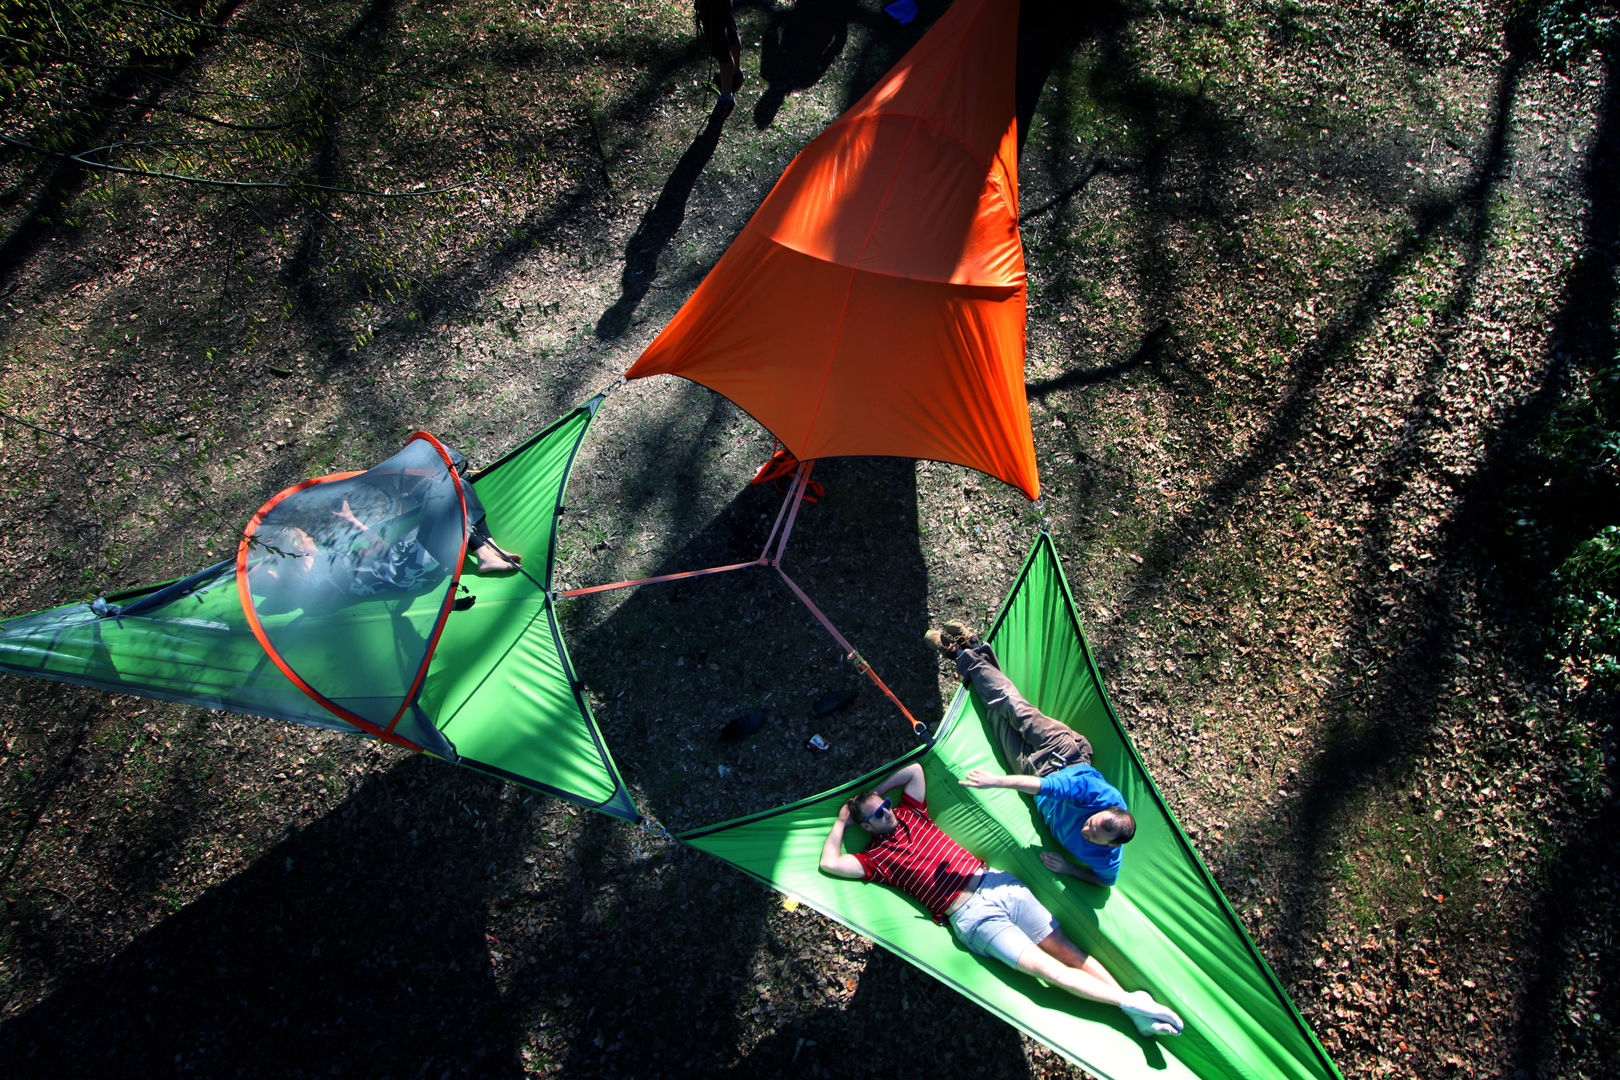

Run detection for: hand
[[332, 499, 366, 530], [835, 802, 852, 824], [959, 768, 1000, 789], [1041, 849, 1104, 885]]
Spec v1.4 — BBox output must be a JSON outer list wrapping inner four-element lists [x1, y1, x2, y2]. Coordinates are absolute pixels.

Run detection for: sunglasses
[[863, 797, 892, 823]]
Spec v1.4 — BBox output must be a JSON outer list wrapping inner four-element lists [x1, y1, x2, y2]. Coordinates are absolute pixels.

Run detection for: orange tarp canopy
[[627, 0, 1038, 499]]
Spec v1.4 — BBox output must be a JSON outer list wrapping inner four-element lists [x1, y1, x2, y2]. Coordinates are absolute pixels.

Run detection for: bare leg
[[1019, 928, 1183, 1037], [1016, 931, 1126, 1006], [724, 38, 742, 94]]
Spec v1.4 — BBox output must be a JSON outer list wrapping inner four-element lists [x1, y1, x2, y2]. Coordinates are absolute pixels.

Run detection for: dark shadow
[[1498, 41, 1620, 1080], [830, 0, 943, 116], [1027, 321, 1175, 396], [1015, 0, 1125, 152], [565, 450, 940, 831], [752, 0, 857, 130], [278, 0, 409, 368], [1225, 27, 1537, 963], [0, 689, 95, 882], [1118, 25, 1614, 1048], [0, 756, 536, 1078], [596, 102, 734, 340], [1009, 3, 1254, 410], [1157, 16, 1516, 877], [0, 0, 249, 295], [708, 946, 1031, 1080]]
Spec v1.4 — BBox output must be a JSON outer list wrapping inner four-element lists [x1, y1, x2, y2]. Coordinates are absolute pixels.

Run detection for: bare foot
[[473, 542, 521, 574]]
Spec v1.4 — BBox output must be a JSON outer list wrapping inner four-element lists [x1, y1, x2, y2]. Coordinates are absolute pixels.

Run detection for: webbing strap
[[776, 565, 927, 737], [757, 460, 808, 564], [558, 458, 924, 735], [637, 815, 675, 842], [557, 558, 764, 599], [769, 461, 815, 569]]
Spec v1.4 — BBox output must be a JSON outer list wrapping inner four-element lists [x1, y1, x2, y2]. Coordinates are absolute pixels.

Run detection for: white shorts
[[947, 870, 1057, 967]]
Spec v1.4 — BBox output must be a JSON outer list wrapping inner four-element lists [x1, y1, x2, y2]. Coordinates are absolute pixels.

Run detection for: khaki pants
[[955, 644, 1091, 777]]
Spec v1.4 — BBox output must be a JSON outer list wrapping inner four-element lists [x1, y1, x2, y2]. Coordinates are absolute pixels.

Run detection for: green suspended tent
[[681, 533, 1341, 1080], [0, 398, 635, 820]]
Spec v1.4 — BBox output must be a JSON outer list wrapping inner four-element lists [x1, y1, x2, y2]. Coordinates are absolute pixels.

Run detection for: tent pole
[[776, 566, 927, 737]]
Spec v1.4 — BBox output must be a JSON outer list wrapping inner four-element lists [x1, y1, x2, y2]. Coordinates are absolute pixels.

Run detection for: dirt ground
[[1, 1, 1616, 1077]]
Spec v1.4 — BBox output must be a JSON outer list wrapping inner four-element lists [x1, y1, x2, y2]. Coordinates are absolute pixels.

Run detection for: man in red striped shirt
[[819, 762, 1183, 1038]]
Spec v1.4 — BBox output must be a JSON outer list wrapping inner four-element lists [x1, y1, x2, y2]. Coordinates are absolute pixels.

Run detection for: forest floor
[[0, 1, 1615, 1078]]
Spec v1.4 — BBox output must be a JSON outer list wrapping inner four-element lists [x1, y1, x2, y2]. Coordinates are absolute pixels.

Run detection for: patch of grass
[[1338, 792, 1481, 933]]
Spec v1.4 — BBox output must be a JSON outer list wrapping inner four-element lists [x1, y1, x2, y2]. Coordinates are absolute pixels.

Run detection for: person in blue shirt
[[927, 622, 1136, 887]]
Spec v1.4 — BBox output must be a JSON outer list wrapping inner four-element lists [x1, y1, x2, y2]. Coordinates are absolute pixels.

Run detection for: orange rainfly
[[627, 0, 1038, 499]]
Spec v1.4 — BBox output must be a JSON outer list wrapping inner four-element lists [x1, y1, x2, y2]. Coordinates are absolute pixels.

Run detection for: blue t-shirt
[[1036, 764, 1127, 885]]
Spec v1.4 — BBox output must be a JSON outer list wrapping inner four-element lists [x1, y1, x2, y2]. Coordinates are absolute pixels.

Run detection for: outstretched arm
[[959, 768, 1042, 795], [1041, 850, 1111, 887], [819, 802, 866, 879]]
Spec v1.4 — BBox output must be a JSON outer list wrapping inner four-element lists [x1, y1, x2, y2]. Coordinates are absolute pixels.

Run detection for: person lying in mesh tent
[[249, 441, 520, 616]]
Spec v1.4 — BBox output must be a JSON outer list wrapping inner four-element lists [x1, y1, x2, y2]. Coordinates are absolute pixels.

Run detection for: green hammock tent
[[682, 533, 1340, 1080], [0, 399, 635, 820]]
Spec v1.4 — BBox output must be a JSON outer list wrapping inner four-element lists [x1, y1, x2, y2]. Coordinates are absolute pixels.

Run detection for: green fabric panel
[[683, 753, 1198, 1080], [0, 569, 361, 733], [423, 399, 637, 820], [682, 534, 1339, 1080]]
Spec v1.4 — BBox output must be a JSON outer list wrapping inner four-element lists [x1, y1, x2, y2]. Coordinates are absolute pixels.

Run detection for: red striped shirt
[[854, 794, 984, 922]]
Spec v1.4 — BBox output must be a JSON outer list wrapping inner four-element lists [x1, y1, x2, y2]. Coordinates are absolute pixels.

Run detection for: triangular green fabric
[[680, 533, 1339, 1080], [421, 399, 635, 818], [0, 398, 635, 820]]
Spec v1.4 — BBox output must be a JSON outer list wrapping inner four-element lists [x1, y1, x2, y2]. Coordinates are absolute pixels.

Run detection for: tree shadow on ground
[[0, 756, 536, 1078], [0, 0, 251, 297], [1074, 24, 1620, 1074], [1178, 18, 1533, 956], [1492, 41, 1620, 1080], [1007, 5, 1592, 1057], [596, 102, 735, 340]]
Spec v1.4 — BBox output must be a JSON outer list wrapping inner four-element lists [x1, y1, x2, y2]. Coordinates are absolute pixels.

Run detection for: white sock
[[1119, 990, 1184, 1037]]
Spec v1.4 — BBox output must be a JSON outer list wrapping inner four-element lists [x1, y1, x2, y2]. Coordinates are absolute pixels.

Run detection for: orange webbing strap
[[561, 464, 813, 599], [557, 558, 764, 599], [776, 565, 928, 738]]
